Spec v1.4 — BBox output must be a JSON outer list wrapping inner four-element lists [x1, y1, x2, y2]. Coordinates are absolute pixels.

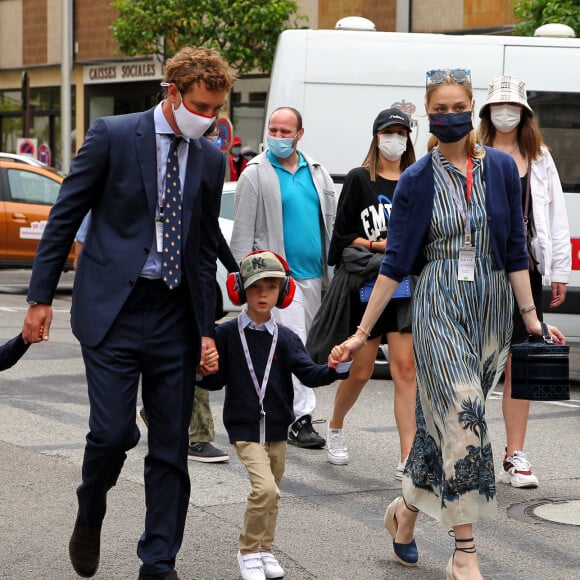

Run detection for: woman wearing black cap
[[312, 108, 417, 475]]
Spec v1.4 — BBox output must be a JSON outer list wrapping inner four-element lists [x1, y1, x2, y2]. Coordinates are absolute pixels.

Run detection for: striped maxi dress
[[402, 150, 513, 527]]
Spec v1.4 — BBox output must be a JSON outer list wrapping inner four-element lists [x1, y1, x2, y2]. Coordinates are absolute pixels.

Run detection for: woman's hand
[[337, 334, 366, 361], [550, 282, 567, 309], [524, 317, 565, 344]]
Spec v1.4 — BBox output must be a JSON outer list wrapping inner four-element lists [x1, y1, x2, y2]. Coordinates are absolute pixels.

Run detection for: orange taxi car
[[0, 159, 74, 269]]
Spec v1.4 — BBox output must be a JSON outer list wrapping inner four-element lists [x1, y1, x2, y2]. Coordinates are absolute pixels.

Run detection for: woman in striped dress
[[335, 69, 565, 580]]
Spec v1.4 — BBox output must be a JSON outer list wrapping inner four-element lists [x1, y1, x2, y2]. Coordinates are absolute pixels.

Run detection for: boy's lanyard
[[238, 315, 278, 446], [434, 150, 475, 282]]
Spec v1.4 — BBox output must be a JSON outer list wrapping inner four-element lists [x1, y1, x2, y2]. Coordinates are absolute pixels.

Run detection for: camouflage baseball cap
[[240, 251, 286, 289]]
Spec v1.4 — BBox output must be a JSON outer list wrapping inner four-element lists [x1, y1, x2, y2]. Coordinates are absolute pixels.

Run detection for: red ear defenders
[[226, 250, 296, 309]]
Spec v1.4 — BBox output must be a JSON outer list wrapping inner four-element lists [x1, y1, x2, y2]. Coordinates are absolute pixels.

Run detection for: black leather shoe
[[288, 415, 326, 449], [138, 572, 180, 580], [68, 513, 101, 577]]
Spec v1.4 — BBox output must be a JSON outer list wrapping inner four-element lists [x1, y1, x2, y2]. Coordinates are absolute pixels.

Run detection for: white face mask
[[490, 104, 522, 134], [378, 133, 407, 161], [172, 95, 216, 140]]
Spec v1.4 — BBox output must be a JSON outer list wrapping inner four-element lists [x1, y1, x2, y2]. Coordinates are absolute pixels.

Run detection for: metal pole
[[61, 0, 72, 173]]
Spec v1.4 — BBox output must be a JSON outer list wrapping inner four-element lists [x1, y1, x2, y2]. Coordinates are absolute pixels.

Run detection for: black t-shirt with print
[[328, 166, 397, 266]]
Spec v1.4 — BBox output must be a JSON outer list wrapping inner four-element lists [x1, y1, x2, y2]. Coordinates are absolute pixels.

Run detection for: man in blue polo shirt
[[230, 106, 337, 449]]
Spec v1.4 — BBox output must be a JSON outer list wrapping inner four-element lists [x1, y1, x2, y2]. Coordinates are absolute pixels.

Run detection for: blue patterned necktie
[[161, 135, 183, 289]]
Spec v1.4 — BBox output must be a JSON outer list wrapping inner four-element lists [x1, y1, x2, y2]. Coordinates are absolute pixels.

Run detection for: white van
[[265, 27, 580, 338]]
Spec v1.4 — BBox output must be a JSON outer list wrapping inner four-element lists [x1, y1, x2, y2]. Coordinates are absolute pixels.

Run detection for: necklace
[[495, 142, 519, 157]]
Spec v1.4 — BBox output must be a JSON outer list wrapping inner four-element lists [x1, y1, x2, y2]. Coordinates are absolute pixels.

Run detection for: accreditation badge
[[458, 245, 476, 282]]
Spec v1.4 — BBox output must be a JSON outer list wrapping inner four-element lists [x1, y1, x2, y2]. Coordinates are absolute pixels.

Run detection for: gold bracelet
[[356, 325, 370, 338], [349, 333, 367, 345], [369, 241, 374, 251], [519, 305, 536, 315]]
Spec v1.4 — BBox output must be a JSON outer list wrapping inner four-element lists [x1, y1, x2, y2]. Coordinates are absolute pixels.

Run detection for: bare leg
[[447, 524, 482, 580], [387, 331, 416, 462], [394, 497, 419, 543], [328, 337, 381, 429], [502, 353, 531, 456]]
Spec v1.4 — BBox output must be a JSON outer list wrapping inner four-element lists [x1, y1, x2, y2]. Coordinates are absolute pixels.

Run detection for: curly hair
[[163, 47, 235, 93]]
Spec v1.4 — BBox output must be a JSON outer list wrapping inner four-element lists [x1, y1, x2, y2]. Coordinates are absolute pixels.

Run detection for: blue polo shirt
[[267, 150, 323, 279]]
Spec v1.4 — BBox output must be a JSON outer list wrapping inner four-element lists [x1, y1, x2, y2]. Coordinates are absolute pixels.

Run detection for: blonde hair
[[163, 46, 235, 93], [362, 132, 416, 181], [426, 76, 484, 159]]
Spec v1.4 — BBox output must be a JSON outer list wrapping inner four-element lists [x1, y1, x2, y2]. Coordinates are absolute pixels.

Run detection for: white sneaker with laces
[[326, 425, 349, 465], [499, 450, 539, 488], [260, 552, 285, 579], [237, 551, 266, 580], [395, 455, 409, 481]]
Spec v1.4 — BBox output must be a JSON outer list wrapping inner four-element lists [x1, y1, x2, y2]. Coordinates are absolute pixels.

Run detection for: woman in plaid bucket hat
[[478, 75, 571, 490]]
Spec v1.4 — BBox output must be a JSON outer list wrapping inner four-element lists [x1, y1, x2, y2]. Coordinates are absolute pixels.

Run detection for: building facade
[[0, 0, 516, 170]]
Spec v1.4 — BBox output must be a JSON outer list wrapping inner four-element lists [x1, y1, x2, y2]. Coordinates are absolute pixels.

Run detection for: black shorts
[[349, 291, 412, 339]]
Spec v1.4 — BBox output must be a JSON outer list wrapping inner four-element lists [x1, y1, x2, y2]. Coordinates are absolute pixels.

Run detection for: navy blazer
[[27, 107, 225, 348], [379, 146, 529, 281]]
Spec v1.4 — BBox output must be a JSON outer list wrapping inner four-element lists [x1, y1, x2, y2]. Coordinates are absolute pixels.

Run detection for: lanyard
[[238, 315, 278, 445], [434, 149, 474, 246]]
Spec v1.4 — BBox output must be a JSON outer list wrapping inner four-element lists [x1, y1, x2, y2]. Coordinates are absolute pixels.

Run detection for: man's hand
[[22, 305, 52, 343]]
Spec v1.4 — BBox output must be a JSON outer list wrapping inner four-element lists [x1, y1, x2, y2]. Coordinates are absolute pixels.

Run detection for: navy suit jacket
[[27, 107, 224, 349]]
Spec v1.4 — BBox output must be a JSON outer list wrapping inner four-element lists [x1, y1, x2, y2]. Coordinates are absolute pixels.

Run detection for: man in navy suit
[[22, 47, 234, 580]]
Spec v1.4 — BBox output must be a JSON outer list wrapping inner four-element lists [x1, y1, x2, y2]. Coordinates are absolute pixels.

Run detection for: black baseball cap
[[373, 108, 411, 134]]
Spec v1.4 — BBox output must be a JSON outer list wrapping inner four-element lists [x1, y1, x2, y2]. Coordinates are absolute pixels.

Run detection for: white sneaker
[[237, 551, 266, 580], [326, 425, 349, 465], [395, 455, 409, 481], [498, 450, 539, 488], [260, 552, 285, 579]]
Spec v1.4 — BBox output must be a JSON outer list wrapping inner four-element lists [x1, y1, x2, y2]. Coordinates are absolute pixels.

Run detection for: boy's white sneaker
[[237, 551, 266, 580], [260, 552, 285, 578], [326, 425, 349, 465]]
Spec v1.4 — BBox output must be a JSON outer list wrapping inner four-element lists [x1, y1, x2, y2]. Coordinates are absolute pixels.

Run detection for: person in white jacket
[[478, 75, 571, 488], [230, 106, 337, 449]]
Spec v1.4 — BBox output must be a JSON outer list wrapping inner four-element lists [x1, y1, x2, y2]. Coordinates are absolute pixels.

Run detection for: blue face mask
[[231, 146, 241, 156], [267, 136, 295, 159], [428, 111, 473, 143]]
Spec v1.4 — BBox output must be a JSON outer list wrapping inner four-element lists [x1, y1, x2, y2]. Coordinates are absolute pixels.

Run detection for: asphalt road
[[1, 269, 579, 579]]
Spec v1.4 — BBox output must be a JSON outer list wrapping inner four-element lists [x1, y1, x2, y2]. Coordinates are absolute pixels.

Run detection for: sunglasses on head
[[426, 68, 471, 88]]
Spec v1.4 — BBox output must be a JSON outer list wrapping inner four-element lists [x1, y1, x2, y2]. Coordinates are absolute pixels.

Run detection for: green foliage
[[111, 0, 306, 75], [512, 0, 580, 37]]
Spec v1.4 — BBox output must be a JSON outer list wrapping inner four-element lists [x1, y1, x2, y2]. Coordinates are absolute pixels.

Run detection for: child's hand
[[198, 346, 219, 376], [328, 344, 349, 369]]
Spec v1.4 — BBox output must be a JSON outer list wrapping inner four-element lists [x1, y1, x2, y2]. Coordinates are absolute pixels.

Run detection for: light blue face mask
[[267, 135, 295, 159]]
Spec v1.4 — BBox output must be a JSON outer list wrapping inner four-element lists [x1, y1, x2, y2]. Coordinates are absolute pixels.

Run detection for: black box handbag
[[511, 322, 570, 401]]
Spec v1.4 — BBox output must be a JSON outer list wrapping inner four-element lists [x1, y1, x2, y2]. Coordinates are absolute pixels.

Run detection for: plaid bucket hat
[[479, 75, 533, 116]]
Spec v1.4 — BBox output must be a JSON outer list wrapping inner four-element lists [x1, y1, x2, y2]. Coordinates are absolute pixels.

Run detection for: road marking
[[490, 390, 580, 408]]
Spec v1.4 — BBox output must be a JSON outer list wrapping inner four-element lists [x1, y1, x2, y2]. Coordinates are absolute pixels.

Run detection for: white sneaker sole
[[498, 470, 539, 488], [327, 451, 349, 465]]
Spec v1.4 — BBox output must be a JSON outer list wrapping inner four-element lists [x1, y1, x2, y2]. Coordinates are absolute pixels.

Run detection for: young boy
[[199, 251, 349, 580], [0, 333, 30, 372]]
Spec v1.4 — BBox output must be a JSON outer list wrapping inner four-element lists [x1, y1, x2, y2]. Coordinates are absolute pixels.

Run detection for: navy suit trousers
[[78, 277, 196, 575]]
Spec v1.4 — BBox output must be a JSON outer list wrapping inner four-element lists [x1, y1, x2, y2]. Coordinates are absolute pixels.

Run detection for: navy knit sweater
[[0, 334, 30, 372], [200, 319, 348, 443]]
